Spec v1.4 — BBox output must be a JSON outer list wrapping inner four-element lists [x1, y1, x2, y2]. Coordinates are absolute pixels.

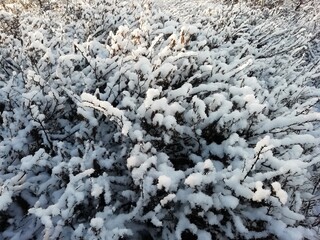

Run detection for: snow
[[81, 92, 132, 135], [144, 88, 161, 108], [135, 57, 153, 75], [232, 214, 248, 234], [184, 173, 203, 188], [90, 217, 104, 229], [163, 115, 177, 129], [197, 230, 211, 240], [153, 113, 164, 125], [187, 192, 213, 211], [160, 193, 176, 206], [131, 130, 144, 142], [167, 83, 192, 101], [0, 0, 319, 239], [20, 148, 47, 170], [154, 62, 177, 78], [151, 216, 163, 227], [127, 154, 145, 169], [272, 182, 288, 205], [203, 159, 215, 172], [0, 191, 12, 210], [252, 181, 271, 202], [220, 195, 239, 209], [157, 175, 172, 191], [91, 184, 103, 198]]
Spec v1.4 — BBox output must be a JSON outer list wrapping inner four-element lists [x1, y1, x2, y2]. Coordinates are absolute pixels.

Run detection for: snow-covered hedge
[[0, 0, 319, 239]]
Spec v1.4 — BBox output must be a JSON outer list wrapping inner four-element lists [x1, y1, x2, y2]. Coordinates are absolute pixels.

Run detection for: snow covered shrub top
[[0, 0, 319, 239]]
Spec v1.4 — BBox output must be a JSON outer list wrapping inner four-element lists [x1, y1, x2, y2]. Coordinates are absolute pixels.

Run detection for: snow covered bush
[[0, 0, 319, 239]]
